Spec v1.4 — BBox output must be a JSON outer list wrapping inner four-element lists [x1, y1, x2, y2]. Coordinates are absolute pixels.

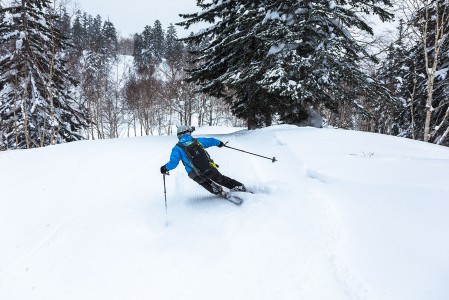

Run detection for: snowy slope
[[1, 125, 449, 300]]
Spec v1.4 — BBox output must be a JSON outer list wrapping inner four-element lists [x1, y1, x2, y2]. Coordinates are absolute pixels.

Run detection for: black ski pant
[[188, 168, 243, 195]]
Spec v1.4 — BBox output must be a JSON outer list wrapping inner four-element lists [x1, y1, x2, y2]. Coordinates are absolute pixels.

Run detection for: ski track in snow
[[158, 129, 359, 299], [276, 129, 376, 299], [162, 128, 370, 300]]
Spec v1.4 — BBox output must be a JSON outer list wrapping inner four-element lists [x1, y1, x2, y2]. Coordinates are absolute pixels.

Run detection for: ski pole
[[163, 173, 168, 226], [224, 143, 278, 163]]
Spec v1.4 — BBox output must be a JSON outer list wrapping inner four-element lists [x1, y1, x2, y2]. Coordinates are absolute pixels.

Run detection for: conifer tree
[[165, 23, 184, 69], [82, 12, 90, 46], [0, 0, 88, 150], [89, 15, 103, 53], [137, 25, 154, 72], [71, 11, 85, 56], [58, 7, 71, 39], [141, 25, 153, 56], [179, 0, 396, 128], [132, 33, 145, 70], [151, 20, 165, 62], [133, 21, 166, 70], [101, 19, 118, 59], [375, 20, 408, 134]]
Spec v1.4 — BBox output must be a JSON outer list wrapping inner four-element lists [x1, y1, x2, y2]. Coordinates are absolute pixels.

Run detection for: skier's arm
[[165, 146, 182, 171], [197, 137, 223, 148]]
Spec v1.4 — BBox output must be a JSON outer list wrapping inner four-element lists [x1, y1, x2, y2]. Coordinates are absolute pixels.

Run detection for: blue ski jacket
[[164, 134, 222, 174]]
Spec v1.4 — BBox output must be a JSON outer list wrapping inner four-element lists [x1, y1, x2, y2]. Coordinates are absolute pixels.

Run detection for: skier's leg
[[188, 171, 223, 195], [205, 168, 246, 191]]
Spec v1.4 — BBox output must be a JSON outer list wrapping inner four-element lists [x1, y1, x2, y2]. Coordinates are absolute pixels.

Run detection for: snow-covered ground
[[1, 125, 448, 300]]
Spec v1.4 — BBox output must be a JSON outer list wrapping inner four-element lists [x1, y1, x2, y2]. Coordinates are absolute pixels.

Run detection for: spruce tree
[[89, 15, 103, 53], [101, 19, 118, 59], [165, 23, 184, 69], [151, 20, 165, 62], [140, 25, 154, 71], [132, 33, 145, 70], [82, 12, 91, 47], [0, 0, 88, 150], [58, 7, 71, 39], [179, 0, 396, 128], [71, 11, 85, 57]]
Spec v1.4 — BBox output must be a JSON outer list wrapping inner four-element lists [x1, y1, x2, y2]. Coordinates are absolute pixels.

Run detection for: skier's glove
[[160, 165, 169, 175], [218, 141, 225, 148]]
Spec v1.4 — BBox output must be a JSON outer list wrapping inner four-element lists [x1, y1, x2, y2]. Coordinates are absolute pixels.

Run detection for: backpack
[[177, 138, 217, 176]]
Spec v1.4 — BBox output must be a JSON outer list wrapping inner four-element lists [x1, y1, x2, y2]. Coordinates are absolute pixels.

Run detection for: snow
[[436, 67, 448, 80], [263, 10, 281, 24], [268, 43, 285, 55], [110, 55, 134, 81], [1, 125, 449, 300], [295, 7, 309, 15], [15, 39, 23, 50]]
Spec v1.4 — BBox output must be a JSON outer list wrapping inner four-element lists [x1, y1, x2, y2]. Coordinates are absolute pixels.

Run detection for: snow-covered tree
[[374, 20, 408, 135], [133, 20, 166, 71], [0, 0, 88, 150], [132, 33, 145, 70], [57, 7, 71, 40], [151, 20, 165, 62], [133, 26, 154, 73], [165, 23, 184, 69], [89, 15, 103, 53], [395, 0, 449, 145], [179, 0, 397, 129], [0, 1, 4, 98], [70, 11, 85, 57], [101, 19, 118, 59]]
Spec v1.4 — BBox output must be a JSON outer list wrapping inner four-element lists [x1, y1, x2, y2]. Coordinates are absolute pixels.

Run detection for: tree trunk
[[247, 105, 256, 130], [423, 92, 433, 142]]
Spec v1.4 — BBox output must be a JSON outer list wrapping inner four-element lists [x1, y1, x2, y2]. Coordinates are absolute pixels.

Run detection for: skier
[[160, 125, 247, 197]]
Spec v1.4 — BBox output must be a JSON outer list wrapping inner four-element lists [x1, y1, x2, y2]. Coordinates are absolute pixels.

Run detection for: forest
[[0, 0, 448, 150]]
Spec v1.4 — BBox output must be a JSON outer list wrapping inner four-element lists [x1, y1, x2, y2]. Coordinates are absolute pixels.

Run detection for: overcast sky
[[74, 0, 202, 38]]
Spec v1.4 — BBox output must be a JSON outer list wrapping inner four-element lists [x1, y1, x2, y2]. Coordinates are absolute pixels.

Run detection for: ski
[[221, 191, 244, 206]]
